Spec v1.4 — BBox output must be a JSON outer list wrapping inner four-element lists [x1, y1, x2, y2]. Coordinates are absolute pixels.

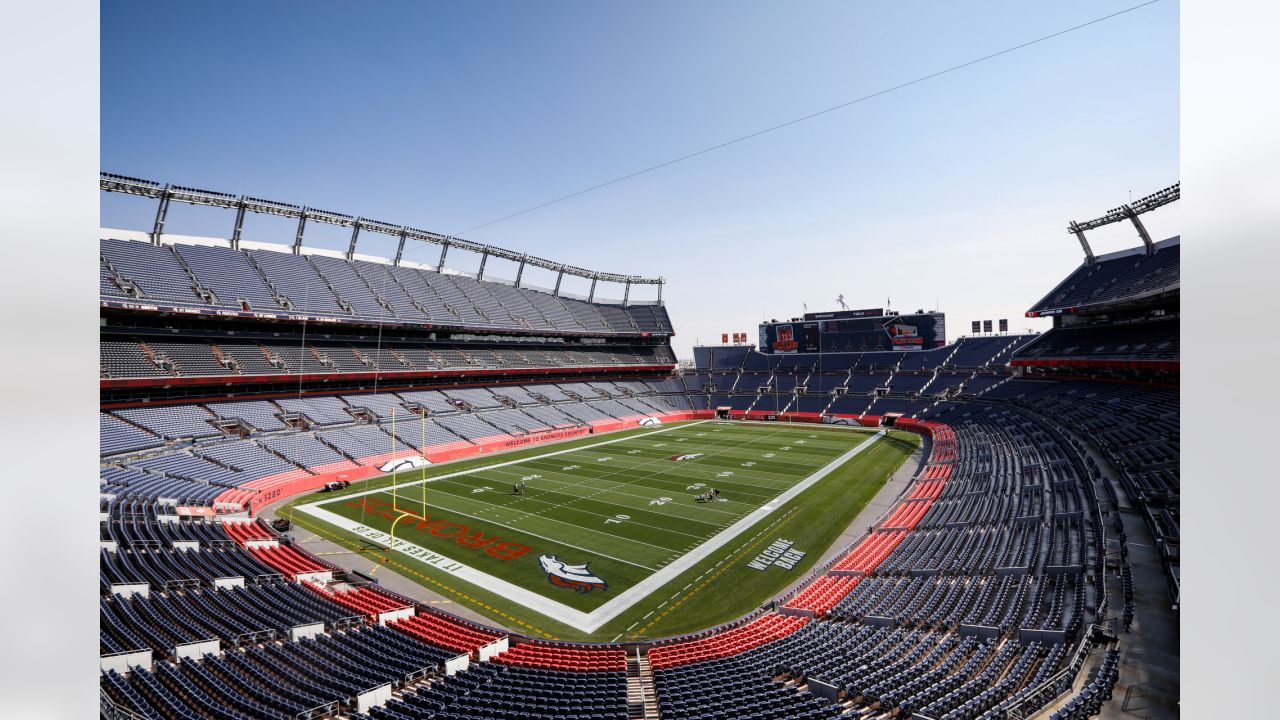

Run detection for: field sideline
[[283, 420, 919, 640]]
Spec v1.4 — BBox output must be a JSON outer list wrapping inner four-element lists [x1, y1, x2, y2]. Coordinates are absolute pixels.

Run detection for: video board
[[760, 311, 945, 354]]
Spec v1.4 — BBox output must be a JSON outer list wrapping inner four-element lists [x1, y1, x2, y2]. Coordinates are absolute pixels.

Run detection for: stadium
[[96, 168, 1179, 720], [66, 1, 1206, 718]]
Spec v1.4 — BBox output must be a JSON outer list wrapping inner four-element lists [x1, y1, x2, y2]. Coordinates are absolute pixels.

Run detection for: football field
[[290, 420, 913, 638]]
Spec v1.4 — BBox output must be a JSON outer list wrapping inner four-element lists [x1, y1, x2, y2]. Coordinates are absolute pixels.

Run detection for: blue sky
[[101, 0, 1179, 358]]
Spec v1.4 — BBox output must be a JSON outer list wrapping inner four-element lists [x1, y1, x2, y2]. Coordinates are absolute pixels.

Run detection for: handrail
[[293, 699, 340, 719], [99, 692, 151, 720], [1001, 626, 1104, 720], [635, 648, 649, 711]]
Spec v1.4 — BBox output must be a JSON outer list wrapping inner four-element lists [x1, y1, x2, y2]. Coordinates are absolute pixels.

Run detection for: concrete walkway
[[1034, 419, 1180, 720]]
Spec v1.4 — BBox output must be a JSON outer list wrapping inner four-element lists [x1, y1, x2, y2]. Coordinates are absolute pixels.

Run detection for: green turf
[[282, 420, 918, 641]]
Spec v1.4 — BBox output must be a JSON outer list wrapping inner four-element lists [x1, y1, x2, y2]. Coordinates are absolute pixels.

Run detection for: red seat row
[[880, 498, 933, 530], [897, 419, 956, 462], [306, 583, 408, 620], [212, 487, 254, 512], [909, 479, 946, 500], [493, 642, 626, 672], [830, 529, 906, 573], [247, 544, 327, 579], [925, 423, 957, 462], [784, 575, 861, 616], [648, 613, 808, 669], [391, 612, 502, 654], [920, 463, 953, 481], [221, 520, 272, 543]]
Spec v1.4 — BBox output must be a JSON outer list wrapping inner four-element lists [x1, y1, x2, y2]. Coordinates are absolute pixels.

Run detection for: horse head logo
[[539, 555, 607, 593]]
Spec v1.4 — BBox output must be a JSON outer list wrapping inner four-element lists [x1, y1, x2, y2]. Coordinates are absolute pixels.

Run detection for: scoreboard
[[759, 309, 945, 354]]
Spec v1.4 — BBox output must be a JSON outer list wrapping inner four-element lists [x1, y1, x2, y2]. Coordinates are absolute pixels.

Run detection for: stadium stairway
[[626, 649, 660, 719]]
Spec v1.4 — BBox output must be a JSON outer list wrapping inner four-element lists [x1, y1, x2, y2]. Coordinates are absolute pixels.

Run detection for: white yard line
[[465, 467, 750, 519], [298, 427, 887, 633], [339, 420, 712, 503], [397, 469, 729, 534]]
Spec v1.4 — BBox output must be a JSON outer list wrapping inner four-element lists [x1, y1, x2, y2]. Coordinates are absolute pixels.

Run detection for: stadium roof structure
[[1066, 181, 1179, 263], [101, 172, 664, 304]]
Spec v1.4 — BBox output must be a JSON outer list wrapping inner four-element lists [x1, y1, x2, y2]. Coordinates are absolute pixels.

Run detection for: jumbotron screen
[[758, 308, 946, 354]]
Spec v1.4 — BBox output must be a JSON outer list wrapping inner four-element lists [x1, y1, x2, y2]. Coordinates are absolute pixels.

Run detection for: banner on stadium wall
[[999, 319, 1008, 332], [971, 320, 980, 334], [722, 333, 729, 344], [804, 308, 883, 320], [983, 319, 993, 333]]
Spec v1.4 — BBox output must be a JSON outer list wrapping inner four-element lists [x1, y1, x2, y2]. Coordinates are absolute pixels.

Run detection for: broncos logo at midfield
[[539, 555, 608, 593]]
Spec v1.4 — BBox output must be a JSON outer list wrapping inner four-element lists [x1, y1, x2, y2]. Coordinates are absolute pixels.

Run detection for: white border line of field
[[296, 423, 885, 633]]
